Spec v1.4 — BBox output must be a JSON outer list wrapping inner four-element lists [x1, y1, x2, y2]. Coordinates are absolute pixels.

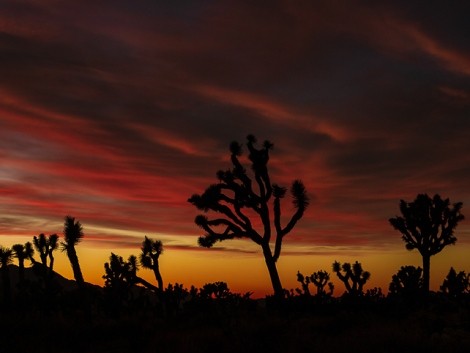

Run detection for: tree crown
[[389, 193, 464, 256]]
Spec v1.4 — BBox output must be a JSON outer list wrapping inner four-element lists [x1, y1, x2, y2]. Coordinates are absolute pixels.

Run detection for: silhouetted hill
[[2, 264, 102, 295]]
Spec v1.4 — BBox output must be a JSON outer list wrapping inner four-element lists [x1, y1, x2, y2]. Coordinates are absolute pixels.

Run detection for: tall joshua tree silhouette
[[188, 135, 308, 299], [61, 216, 84, 287], [389, 194, 464, 294], [139, 236, 164, 292]]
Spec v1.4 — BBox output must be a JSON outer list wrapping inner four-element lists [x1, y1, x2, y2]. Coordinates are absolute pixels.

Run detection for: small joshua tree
[[311, 270, 334, 297], [296, 270, 334, 297], [389, 265, 423, 298], [296, 271, 311, 296], [103, 253, 158, 293], [103, 253, 135, 301], [33, 233, 59, 275], [440, 267, 469, 298], [389, 194, 464, 294], [333, 261, 370, 296]]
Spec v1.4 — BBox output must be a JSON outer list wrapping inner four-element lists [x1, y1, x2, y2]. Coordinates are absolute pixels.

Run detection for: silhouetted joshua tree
[[139, 236, 164, 292], [24, 241, 36, 265], [296, 271, 312, 296], [33, 234, 48, 267], [389, 194, 464, 294], [389, 265, 423, 298], [103, 252, 158, 294], [46, 234, 58, 273], [0, 246, 13, 303], [188, 135, 308, 299], [332, 261, 370, 296], [103, 253, 135, 300], [311, 270, 334, 297], [296, 270, 334, 297], [440, 267, 469, 299], [33, 233, 59, 275], [12, 243, 29, 284], [61, 216, 84, 287]]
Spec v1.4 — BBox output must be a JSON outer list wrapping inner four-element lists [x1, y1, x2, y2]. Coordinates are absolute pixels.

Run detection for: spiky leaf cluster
[[139, 236, 163, 269], [0, 246, 13, 267], [389, 194, 464, 256], [61, 215, 84, 251]]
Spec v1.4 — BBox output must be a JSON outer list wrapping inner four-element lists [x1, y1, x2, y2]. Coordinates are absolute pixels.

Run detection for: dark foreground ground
[[1, 298, 469, 353]]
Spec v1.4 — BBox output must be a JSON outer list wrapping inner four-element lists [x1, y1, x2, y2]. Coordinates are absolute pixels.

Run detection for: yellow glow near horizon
[[1, 235, 469, 298], [81, 242, 470, 297]]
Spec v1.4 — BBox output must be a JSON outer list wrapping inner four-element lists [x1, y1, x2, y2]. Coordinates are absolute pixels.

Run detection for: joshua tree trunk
[[48, 253, 55, 277], [262, 243, 283, 299], [39, 253, 47, 267], [17, 257, 25, 284], [152, 264, 164, 292], [67, 246, 84, 287], [422, 253, 430, 294], [1, 267, 11, 304]]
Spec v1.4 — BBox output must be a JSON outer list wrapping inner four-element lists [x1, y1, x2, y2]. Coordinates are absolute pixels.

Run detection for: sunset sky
[[1, 0, 469, 297]]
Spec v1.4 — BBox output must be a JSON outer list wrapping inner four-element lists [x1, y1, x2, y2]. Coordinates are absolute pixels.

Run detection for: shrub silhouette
[[188, 134, 308, 299], [389, 194, 464, 294], [164, 282, 189, 316], [332, 261, 370, 296], [389, 265, 423, 300], [199, 281, 231, 299], [440, 267, 469, 299], [364, 287, 384, 301]]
